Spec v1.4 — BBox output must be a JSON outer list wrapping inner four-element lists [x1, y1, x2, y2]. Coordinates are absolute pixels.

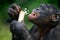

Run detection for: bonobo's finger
[[8, 8, 18, 15], [10, 3, 21, 13], [13, 4, 20, 12]]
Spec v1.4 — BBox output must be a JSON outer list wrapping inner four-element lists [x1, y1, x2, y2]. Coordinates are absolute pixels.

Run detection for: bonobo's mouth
[[29, 13, 36, 16], [28, 11, 40, 21], [28, 12, 36, 17], [32, 13, 36, 16]]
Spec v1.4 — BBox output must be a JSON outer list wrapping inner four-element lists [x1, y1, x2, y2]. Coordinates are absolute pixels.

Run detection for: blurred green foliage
[[0, 0, 60, 40]]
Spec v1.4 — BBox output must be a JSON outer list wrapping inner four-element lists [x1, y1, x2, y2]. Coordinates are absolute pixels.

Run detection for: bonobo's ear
[[50, 13, 59, 22]]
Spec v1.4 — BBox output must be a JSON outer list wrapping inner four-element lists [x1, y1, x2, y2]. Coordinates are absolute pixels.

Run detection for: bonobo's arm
[[10, 20, 34, 40], [46, 24, 60, 40], [29, 25, 39, 40]]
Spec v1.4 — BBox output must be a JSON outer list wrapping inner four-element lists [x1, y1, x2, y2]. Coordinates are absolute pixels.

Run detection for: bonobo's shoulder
[[54, 24, 60, 40], [49, 24, 60, 34], [45, 25, 60, 40]]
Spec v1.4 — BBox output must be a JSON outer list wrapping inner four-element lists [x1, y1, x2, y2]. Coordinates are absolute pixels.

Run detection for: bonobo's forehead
[[40, 4, 58, 14], [33, 7, 49, 17], [33, 4, 58, 16]]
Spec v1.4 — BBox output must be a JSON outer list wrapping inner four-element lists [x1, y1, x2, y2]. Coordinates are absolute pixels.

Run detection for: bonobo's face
[[28, 8, 50, 24]]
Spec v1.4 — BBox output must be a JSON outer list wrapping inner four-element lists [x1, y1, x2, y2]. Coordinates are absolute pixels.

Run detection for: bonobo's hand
[[8, 3, 21, 20], [10, 20, 26, 35], [10, 20, 34, 40]]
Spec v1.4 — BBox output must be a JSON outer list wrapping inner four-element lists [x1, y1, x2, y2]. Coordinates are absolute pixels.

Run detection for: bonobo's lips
[[28, 13, 37, 22], [28, 14, 33, 19], [28, 13, 36, 18], [29, 13, 36, 16]]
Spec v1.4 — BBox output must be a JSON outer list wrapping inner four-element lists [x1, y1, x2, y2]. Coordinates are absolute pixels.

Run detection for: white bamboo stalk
[[18, 10, 25, 22]]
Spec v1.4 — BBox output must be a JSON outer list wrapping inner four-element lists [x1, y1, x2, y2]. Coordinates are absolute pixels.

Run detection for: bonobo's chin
[[28, 19, 40, 26], [28, 19, 34, 23]]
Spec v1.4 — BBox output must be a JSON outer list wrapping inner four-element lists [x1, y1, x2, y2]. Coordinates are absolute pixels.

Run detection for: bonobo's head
[[8, 3, 21, 20], [28, 4, 59, 26]]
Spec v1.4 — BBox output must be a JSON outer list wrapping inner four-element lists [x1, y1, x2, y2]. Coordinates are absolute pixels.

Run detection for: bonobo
[[28, 4, 60, 40], [8, 3, 60, 40]]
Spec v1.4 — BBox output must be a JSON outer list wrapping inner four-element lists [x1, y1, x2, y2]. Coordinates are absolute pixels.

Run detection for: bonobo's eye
[[36, 8, 40, 11]]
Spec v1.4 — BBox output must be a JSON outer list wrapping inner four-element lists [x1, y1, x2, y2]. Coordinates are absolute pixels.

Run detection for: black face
[[28, 8, 50, 24]]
